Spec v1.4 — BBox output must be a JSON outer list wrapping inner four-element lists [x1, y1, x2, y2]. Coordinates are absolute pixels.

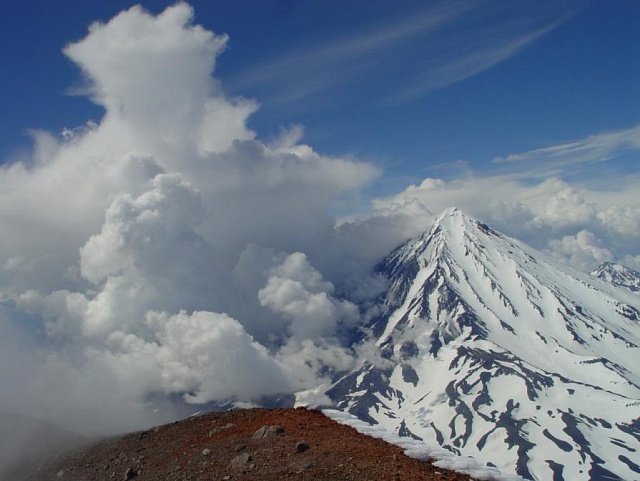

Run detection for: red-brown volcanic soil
[[23, 407, 475, 481]]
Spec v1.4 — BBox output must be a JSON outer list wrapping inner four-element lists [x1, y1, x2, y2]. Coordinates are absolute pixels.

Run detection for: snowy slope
[[328, 208, 640, 481], [591, 262, 640, 294]]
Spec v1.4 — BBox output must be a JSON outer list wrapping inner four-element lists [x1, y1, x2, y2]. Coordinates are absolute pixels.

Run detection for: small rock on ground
[[230, 452, 252, 469], [252, 425, 284, 439], [123, 467, 137, 480], [295, 441, 310, 453]]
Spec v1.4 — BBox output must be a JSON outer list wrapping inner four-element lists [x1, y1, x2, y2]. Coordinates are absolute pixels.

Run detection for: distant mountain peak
[[591, 261, 640, 294], [329, 208, 640, 481]]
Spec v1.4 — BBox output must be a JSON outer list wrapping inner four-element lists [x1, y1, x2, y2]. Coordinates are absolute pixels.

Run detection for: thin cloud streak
[[232, 0, 575, 108], [231, 1, 474, 104], [493, 124, 640, 178], [389, 22, 560, 103]]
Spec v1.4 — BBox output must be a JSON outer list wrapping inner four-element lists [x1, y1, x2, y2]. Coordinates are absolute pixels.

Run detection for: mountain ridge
[[11, 408, 473, 481]]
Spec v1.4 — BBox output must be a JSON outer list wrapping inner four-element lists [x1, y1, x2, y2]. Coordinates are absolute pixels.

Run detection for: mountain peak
[[330, 211, 640, 480], [432, 206, 469, 230], [436, 206, 463, 218], [428, 207, 501, 241]]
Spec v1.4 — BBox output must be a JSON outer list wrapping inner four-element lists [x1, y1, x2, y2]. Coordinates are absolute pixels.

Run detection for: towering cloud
[[0, 3, 384, 435]]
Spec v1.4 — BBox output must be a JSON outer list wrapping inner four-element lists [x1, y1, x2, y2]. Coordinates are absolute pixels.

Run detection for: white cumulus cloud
[[98, 310, 290, 404], [258, 252, 360, 341], [547, 230, 613, 273]]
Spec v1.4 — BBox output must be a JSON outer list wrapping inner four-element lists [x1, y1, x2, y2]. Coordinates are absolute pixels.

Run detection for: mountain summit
[[328, 208, 640, 480], [591, 261, 640, 294]]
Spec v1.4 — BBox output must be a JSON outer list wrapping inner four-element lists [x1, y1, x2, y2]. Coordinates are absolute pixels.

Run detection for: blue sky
[[2, 0, 638, 193]]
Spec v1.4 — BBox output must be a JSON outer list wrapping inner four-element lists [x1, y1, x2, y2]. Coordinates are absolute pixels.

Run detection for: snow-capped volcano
[[328, 208, 640, 480], [591, 262, 640, 294]]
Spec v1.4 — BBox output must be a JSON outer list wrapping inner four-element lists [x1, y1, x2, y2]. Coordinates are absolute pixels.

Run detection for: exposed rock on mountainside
[[19, 408, 472, 481], [328, 208, 640, 480]]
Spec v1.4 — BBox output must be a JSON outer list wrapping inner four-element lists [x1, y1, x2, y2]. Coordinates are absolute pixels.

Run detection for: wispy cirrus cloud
[[493, 124, 640, 179], [388, 21, 560, 103], [232, 0, 578, 108], [232, 0, 473, 104]]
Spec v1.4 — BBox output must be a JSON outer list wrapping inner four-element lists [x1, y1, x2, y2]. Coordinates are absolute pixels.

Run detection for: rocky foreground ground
[[16, 407, 474, 481]]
